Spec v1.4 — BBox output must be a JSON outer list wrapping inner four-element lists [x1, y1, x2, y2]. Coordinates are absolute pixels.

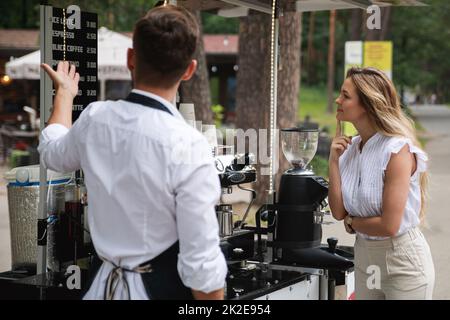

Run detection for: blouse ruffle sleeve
[[381, 136, 428, 174]]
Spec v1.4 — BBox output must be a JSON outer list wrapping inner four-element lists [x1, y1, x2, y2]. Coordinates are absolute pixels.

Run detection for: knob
[[260, 211, 269, 222], [327, 237, 338, 254]]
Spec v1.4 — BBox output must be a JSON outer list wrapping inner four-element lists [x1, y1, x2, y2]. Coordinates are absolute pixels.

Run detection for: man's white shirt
[[38, 89, 227, 299]]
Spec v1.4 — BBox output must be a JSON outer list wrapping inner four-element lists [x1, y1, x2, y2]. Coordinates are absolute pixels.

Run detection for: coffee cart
[[0, 0, 426, 300]]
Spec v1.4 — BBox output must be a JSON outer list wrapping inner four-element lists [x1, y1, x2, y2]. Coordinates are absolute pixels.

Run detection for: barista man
[[38, 5, 227, 300]]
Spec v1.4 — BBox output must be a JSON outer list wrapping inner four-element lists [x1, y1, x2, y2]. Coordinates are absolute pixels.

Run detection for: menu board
[[51, 7, 98, 122]]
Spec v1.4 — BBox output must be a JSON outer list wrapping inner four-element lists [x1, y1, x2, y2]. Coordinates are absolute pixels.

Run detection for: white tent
[[5, 50, 41, 79], [5, 27, 132, 100]]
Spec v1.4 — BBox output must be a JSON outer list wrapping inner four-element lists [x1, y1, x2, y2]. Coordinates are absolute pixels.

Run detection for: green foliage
[[0, 0, 157, 30], [211, 104, 225, 128], [201, 12, 239, 34], [390, 0, 450, 102], [9, 149, 30, 169], [209, 77, 220, 105], [418, 136, 429, 149], [50, 0, 157, 31], [0, 0, 41, 28], [301, 10, 350, 88], [310, 155, 329, 179], [301, 1, 450, 103]]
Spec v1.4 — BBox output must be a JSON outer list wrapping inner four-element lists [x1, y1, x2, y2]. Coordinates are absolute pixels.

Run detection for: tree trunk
[[350, 9, 362, 41], [236, 12, 270, 205], [276, 12, 302, 195], [179, 11, 213, 124], [236, 11, 302, 204], [107, 0, 115, 29], [236, 11, 270, 132], [380, 7, 391, 40], [306, 12, 315, 85], [327, 10, 336, 114]]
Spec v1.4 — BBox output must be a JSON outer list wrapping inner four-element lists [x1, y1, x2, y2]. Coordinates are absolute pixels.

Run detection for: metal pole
[[319, 271, 329, 300], [100, 79, 106, 101], [269, 18, 279, 204], [267, 0, 279, 205], [37, 4, 52, 276]]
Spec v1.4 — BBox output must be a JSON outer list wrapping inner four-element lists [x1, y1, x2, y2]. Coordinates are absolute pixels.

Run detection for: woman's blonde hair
[[346, 67, 428, 221]]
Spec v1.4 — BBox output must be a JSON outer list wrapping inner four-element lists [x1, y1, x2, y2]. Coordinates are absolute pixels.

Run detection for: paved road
[[409, 105, 450, 300]]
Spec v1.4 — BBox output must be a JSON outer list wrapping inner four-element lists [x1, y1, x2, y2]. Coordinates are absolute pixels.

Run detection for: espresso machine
[[214, 152, 257, 262]]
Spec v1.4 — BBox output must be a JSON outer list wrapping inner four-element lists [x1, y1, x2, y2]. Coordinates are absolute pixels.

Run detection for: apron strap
[[100, 257, 153, 300], [97, 241, 191, 300], [124, 92, 173, 116]]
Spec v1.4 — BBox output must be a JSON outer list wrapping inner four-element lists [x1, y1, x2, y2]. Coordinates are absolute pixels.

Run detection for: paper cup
[[179, 103, 196, 124], [202, 124, 218, 148]]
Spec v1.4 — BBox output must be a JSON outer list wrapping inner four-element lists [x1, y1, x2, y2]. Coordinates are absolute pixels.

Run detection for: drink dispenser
[[4, 165, 71, 272]]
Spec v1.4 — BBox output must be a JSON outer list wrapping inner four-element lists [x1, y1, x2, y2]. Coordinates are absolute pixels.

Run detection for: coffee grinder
[[275, 128, 328, 257], [256, 127, 353, 271]]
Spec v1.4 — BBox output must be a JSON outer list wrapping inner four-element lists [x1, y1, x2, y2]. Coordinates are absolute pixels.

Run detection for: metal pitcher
[[216, 204, 234, 237]]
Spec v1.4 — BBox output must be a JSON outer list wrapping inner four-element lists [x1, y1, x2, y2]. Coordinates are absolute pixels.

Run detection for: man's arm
[[170, 135, 227, 300], [192, 289, 224, 300], [38, 61, 82, 172]]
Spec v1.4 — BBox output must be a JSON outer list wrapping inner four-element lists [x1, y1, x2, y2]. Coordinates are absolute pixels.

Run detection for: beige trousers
[[354, 227, 435, 300]]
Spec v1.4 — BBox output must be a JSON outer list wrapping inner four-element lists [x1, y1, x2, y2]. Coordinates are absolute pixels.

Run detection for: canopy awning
[[5, 27, 132, 81]]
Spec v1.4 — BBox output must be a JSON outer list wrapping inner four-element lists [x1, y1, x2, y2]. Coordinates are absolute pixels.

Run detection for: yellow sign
[[363, 41, 393, 79]]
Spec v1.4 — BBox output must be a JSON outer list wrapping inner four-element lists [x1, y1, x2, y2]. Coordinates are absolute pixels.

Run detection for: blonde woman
[[328, 67, 435, 300]]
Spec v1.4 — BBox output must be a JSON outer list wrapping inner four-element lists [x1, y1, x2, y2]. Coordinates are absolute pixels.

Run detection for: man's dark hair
[[132, 5, 199, 88]]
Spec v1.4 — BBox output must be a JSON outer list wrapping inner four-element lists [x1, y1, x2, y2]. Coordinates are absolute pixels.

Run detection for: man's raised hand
[[41, 61, 80, 99]]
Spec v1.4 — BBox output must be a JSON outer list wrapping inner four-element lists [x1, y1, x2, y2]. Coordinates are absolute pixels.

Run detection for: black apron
[[86, 92, 193, 300]]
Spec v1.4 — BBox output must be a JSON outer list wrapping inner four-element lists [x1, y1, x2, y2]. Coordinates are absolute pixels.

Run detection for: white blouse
[[339, 132, 428, 240]]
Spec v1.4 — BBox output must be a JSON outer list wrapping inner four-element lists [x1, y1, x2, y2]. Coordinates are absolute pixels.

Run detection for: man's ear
[[127, 48, 135, 72], [181, 60, 197, 82]]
